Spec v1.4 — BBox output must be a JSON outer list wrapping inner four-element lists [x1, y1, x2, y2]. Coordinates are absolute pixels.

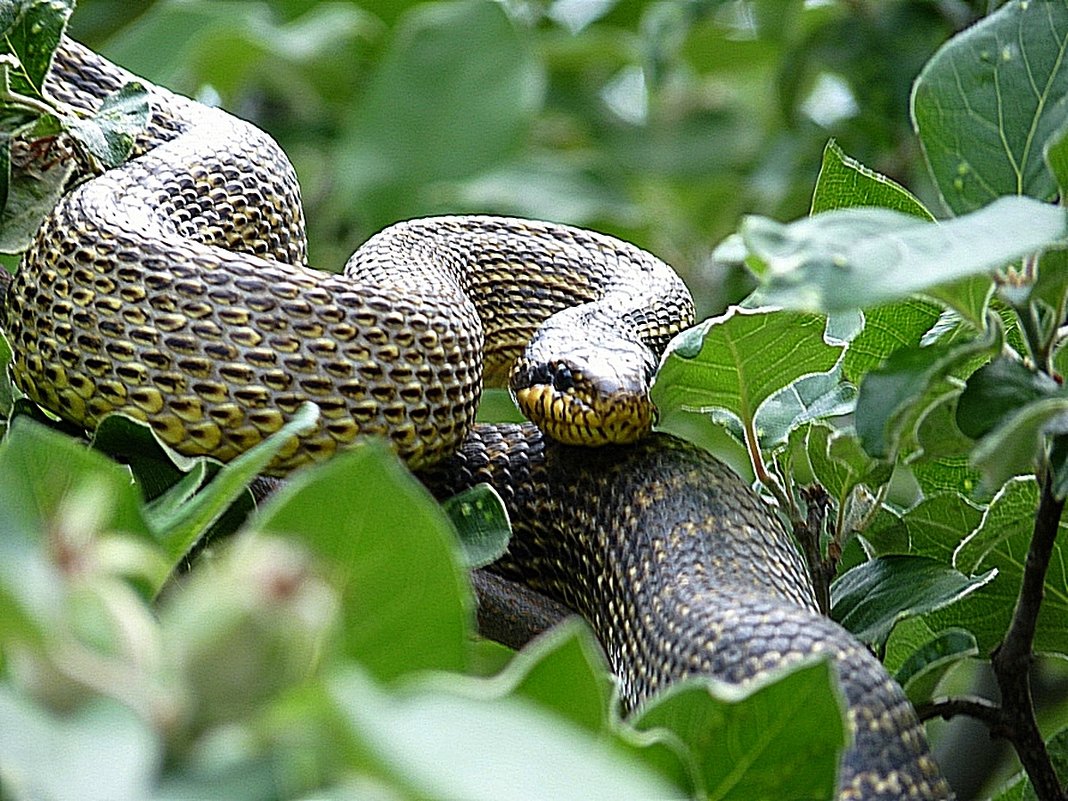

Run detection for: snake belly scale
[[4, 37, 951, 800]]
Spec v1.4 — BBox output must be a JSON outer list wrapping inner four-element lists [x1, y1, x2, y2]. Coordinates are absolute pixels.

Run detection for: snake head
[[509, 326, 658, 446]]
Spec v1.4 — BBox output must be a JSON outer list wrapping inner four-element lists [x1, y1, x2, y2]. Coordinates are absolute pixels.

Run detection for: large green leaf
[[631, 658, 847, 801], [919, 478, 1068, 654], [743, 197, 1066, 317], [991, 724, 1068, 800], [912, 0, 1068, 214], [253, 439, 472, 681], [0, 690, 159, 801], [653, 307, 843, 445], [329, 668, 686, 801], [830, 554, 995, 651]]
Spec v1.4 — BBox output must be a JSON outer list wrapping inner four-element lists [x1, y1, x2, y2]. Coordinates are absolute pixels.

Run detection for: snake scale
[[5, 37, 952, 800]]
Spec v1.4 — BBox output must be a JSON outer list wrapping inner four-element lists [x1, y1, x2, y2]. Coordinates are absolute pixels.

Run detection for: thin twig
[[916, 694, 1006, 733]]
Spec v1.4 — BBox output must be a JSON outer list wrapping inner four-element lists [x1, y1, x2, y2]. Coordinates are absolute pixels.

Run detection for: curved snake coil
[[4, 38, 951, 800]]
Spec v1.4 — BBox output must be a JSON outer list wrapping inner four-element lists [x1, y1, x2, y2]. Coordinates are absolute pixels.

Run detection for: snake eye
[[552, 364, 574, 392]]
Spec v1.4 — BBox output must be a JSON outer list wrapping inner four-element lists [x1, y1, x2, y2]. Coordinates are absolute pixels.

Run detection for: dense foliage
[[1, 1, 1068, 799]]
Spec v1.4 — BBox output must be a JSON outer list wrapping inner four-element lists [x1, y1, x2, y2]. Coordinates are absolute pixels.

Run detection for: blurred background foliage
[[68, 0, 989, 319]]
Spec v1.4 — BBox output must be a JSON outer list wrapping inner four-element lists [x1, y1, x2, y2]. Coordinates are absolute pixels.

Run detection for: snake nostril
[[552, 364, 574, 392]]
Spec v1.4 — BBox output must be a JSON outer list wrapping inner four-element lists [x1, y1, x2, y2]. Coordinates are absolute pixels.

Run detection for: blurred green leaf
[[912, 0, 1068, 214], [501, 620, 614, 735], [745, 197, 1067, 318], [329, 668, 686, 801], [631, 658, 847, 801], [991, 724, 1068, 801], [255, 438, 471, 681], [830, 554, 995, 651], [337, 0, 541, 228], [0, 690, 159, 801]]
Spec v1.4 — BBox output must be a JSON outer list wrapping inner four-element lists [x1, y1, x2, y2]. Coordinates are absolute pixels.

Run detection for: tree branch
[[990, 469, 1066, 800]]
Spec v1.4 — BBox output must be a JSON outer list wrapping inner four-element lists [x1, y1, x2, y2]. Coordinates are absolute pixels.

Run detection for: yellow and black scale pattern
[[5, 37, 952, 800], [8, 39, 692, 472], [419, 426, 953, 800]]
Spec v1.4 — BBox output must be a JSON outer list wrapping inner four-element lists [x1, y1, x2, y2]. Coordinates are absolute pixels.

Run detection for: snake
[[4, 36, 952, 800]]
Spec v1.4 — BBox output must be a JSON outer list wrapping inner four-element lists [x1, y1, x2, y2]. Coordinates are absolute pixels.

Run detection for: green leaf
[[152, 402, 320, 565], [970, 396, 1068, 489], [744, 197, 1067, 318], [160, 536, 339, 733], [0, 0, 72, 100], [500, 620, 614, 735], [911, 0, 1068, 214], [631, 658, 847, 801], [442, 483, 511, 570], [830, 554, 996, 651], [65, 81, 149, 168], [91, 413, 200, 502], [900, 492, 984, 563], [0, 689, 158, 801], [787, 423, 891, 515], [0, 328, 14, 416], [489, 622, 693, 792], [991, 724, 1068, 801], [329, 668, 686, 801], [337, 0, 541, 227], [855, 323, 1001, 460], [957, 356, 1063, 439], [754, 368, 855, 449], [840, 300, 942, 385], [254, 439, 472, 680], [0, 416, 151, 544], [810, 139, 934, 219], [653, 307, 843, 444], [917, 478, 1068, 654], [1044, 119, 1068, 200], [0, 129, 74, 252], [893, 628, 978, 706]]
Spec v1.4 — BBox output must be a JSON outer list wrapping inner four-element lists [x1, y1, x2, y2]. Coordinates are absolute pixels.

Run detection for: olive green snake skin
[[4, 38, 951, 800]]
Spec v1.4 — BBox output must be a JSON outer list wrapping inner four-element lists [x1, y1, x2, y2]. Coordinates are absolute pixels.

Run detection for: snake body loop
[[5, 38, 952, 800], [8, 39, 691, 471]]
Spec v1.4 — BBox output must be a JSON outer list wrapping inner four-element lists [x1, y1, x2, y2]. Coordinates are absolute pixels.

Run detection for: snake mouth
[[511, 361, 656, 446]]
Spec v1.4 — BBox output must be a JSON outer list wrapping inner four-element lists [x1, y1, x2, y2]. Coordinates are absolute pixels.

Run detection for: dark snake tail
[[419, 423, 953, 800]]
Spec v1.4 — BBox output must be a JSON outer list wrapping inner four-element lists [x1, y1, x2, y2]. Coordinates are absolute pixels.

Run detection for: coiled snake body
[[5, 38, 951, 799]]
